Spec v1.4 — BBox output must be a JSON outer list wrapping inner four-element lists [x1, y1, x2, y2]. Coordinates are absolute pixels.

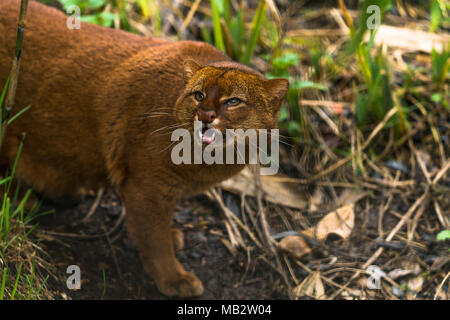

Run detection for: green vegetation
[[267, 52, 327, 138], [208, 0, 267, 65], [437, 230, 450, 242], [47, 0, 449, 147], [0, 79, 52, 300], [432, 45, 450, 90], [340, 0, 407, 134]]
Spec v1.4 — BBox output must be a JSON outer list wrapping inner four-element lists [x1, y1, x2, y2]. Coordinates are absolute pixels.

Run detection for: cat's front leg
[[119, 179, 203, 298]]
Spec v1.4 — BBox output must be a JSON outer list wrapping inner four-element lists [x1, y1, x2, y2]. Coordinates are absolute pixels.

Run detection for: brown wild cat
[[0, 0, 288, 297]]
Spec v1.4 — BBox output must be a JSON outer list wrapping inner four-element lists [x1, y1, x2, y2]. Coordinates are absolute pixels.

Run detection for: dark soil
[[35, 190, 284, 300]]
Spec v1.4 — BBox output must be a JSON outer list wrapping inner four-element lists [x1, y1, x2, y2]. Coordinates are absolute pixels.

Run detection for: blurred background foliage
[[38, 0, 449, 146]]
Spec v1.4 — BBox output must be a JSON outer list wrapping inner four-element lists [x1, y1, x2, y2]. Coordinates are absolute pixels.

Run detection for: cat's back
[[0, 0, 169, 77], [0, 0, 227, 93], [0, 0, 166, 46]]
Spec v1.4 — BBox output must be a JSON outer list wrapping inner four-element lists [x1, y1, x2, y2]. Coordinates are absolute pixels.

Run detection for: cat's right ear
[[263, 78, 289, 112], [183, 60, 202, 83]]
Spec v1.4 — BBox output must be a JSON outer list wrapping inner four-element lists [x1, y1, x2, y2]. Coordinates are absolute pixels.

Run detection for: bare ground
[[36, 190, 286, 300]]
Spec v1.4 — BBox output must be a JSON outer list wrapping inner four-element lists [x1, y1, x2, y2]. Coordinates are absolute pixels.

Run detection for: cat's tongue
[[202, 130, 216, 144]]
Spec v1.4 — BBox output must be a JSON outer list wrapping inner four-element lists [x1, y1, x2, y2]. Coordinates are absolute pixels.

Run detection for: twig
[[378, 194, 393, 238], [101, 224, 122, 279], [178, 0, 202, 36], [434, 272, 450, 300], [81, 188, 104, 223], [432, 160, 450, 185], [208, 188, 247, 249], [40, 205, 126, 239], [251, 165, 293, 294], [306, 107, 399, 183], [330, 190, 429, 299], [252, 165, 277, 253], [408, 197, 429, 241], [0, 0, 29, 150], [433, 200, 449, 228]]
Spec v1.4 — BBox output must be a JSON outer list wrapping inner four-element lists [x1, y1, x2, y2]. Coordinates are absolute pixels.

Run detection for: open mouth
[[198, 123, 217, 145]]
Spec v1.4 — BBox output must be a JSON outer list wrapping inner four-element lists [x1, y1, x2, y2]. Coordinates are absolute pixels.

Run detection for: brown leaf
[[431, 256, 450, 272], [278, 235, 312, 259], [388, 268, 413, 280], [220, 167, 308, 209], [292, 271, 326, 300], [303, 203, 355, 241]]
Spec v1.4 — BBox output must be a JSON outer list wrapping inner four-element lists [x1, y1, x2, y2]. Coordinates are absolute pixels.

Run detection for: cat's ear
[[263, 78, 289, 112], [183, 60, 202, 83]]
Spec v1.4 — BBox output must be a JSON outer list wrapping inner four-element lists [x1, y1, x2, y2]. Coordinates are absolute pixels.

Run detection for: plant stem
[[0, 0, 29, 151]]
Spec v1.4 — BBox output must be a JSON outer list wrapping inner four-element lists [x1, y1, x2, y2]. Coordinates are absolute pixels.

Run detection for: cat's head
[[175, 60, 289, 145]]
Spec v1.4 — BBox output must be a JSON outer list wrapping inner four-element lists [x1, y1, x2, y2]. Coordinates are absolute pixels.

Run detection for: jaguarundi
[[0, 0, 289, 297]]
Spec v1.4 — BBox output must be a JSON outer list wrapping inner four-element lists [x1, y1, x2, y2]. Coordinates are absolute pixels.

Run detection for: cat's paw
[[158, 272, 204, 298], [171, 228, 184, 252]]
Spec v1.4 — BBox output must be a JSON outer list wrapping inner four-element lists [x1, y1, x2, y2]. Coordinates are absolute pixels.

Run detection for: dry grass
[[0, 217, 56, 300]]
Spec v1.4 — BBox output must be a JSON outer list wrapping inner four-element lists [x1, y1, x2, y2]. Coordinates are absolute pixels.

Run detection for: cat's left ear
[[263, 78, 289, 111], [183, 60, 202, 83]]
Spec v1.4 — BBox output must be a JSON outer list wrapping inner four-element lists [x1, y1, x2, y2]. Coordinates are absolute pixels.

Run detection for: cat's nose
[[196, 109, 216, 123]]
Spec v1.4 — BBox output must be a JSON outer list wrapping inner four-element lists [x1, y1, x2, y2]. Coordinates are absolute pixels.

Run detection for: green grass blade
[[6, 139, 24, 195], [0, 76, 10, 108], [223, 0, 230, 25], [27, 260, 36, 299], [10, 263, 22, 300], [0, 267, 7, 300], [1, 75, 11, 136], [430, 0, 442, 32], [136, 0, 150, 18], [101, 269, 106, 299], [0, 177, 12, 186], [13, 189, 32, 220], [3, 197, 10, 239], [211, 0, 225, 52], [149, 0, 161, 36], [242, 1, 266, 65], [34, 275, 49, 299], [7, 105, 31, 125]]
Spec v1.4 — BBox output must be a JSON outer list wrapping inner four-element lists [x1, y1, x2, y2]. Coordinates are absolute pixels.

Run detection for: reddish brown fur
[[0, 0, 288, 297]]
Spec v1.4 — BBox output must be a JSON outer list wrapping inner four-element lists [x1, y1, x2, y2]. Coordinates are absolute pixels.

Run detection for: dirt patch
[[35, 190, 285, 300]]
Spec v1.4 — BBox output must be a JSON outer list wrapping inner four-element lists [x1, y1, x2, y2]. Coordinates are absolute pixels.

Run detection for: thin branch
[[0, 0, 29, 150]]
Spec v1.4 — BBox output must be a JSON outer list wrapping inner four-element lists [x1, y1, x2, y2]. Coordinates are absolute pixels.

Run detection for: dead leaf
[[278, 235, 312, 259], [431, 256, 450, 272], [402, 261, 421, 275], [388, 269, 413, 280], [303, 204, 355, 241], [292, 271, 326, 300], [220, 167, 308, 209]]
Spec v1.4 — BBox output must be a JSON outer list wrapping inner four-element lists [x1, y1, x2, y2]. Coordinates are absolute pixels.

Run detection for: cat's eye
[[194, 92, 205, 102], [225, 98, 241, 107]]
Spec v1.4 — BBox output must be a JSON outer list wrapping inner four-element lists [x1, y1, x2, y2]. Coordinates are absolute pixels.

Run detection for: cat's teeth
[[198, 128, 217, 145]]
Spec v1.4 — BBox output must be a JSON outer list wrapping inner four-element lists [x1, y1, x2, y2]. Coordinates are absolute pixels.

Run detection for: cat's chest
[[174, 163, 245, 194]]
